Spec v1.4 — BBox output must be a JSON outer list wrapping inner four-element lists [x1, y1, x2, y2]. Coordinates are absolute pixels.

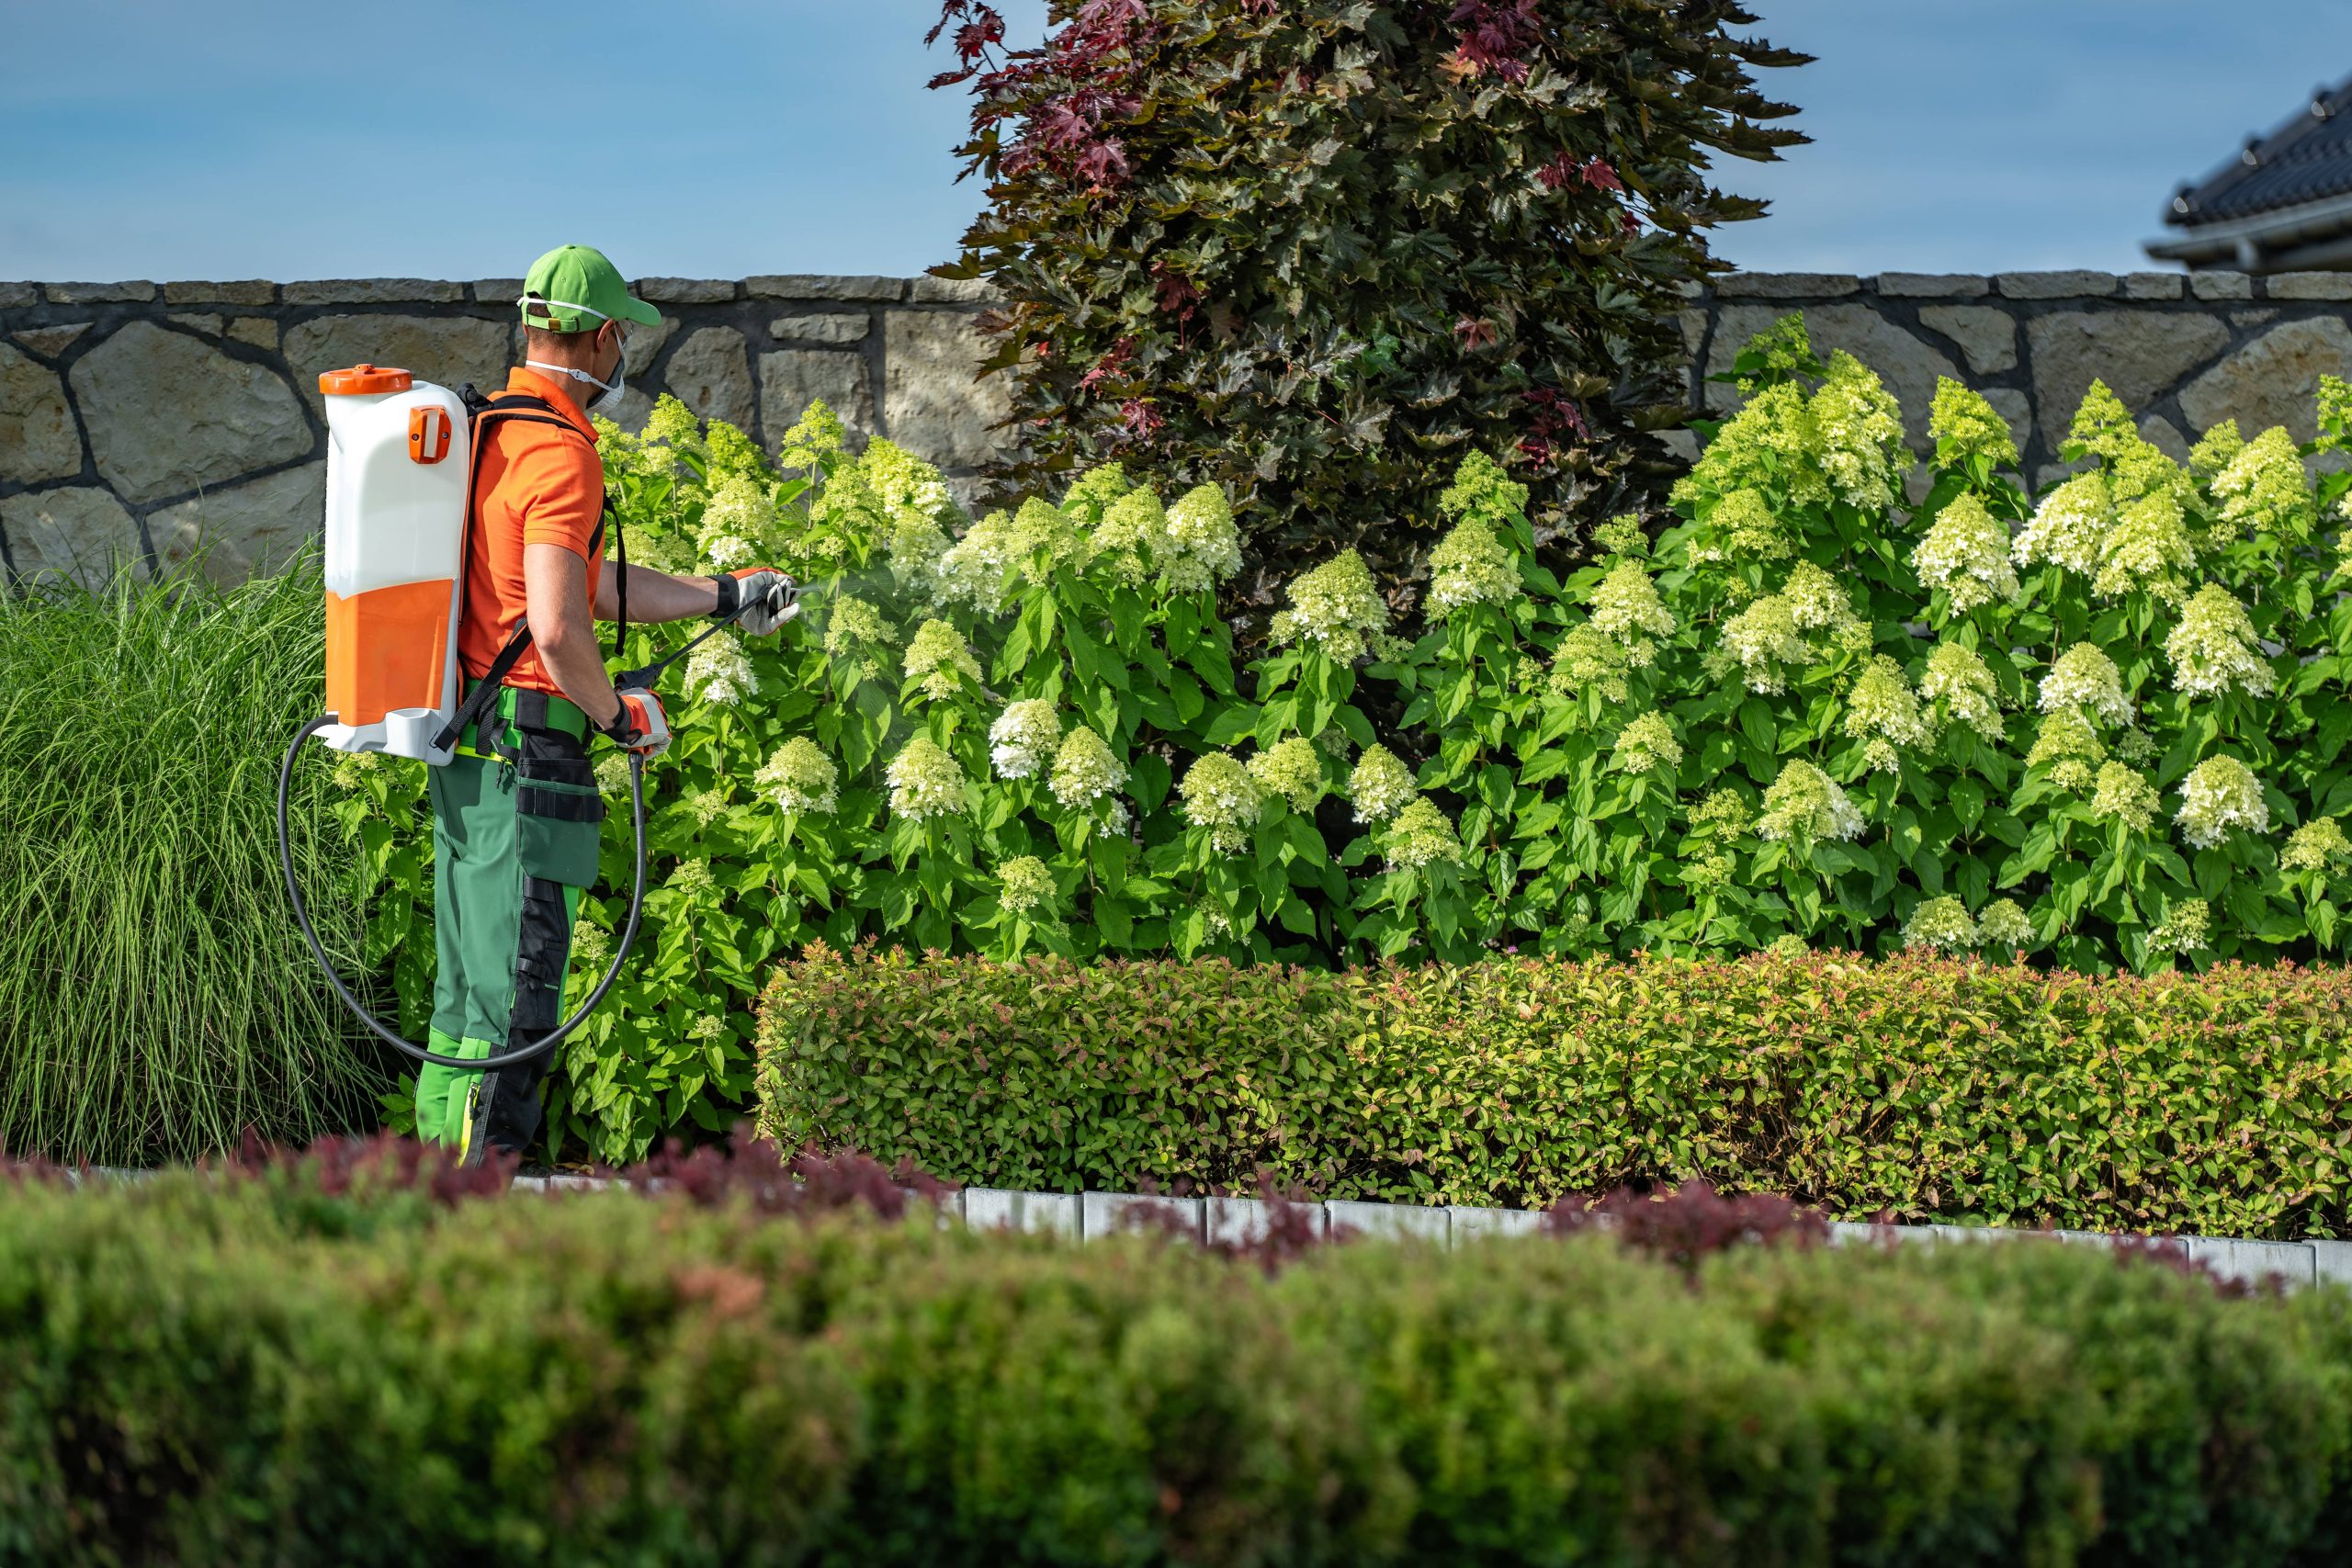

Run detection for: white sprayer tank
[[316, 364, 469, 763]]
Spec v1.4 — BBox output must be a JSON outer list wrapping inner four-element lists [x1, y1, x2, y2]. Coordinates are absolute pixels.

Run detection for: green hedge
[[757, 947, 2352, 1237], [7, 1155, 2352, 1565]]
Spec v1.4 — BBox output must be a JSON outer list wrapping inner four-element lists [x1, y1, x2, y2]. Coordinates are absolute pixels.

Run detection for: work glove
[[714, 568, 798, 636], [597, 689, 672, 760]]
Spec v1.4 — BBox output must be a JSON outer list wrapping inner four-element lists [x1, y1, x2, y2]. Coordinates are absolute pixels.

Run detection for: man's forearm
[[539, 626, 622, 730], [592, 562, 724, 624]]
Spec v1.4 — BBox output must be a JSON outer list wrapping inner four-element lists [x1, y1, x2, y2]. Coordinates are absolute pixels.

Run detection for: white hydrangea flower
[[1549, 623, 1637, 704], [1248, 737, 1327, 812], [821, 597, 898, 668], [903, 618, 982, 702], [1928, 378, 2020, 471], [2037, 645, 2133, 728], [2165, 585, 2275, 698], [1672, 381, 1829, 509], [1047, 725, 1126, 812], [1349, 744, 1419, 824], [934, 510, 1021, 613], [2026, 708, 2108, 793], [1718, 594, 1812, 694], [1840, 655, 1933, 763], [1979, 899, 2036, 952], [988, 699, 1062, 780], [2175, 754, 2268, 850], [1091, 486, 1168, 585], [2283, 817, 2352, 878], [1902, 896, 1979, 953], [1589, 558, 1677, 648], [997, 855, 1056, 917], [1911, 493, 2018, 614], [1162, 484, 1243, 594], [1425, 519, 1520, 614], [594, 751, 632, 795], [668, 858, 716, 895], [1613, 711, 1684, 775], [572, 918, 614, 972], [2145, 899, 2211, 956], [2091, 491, 2196, 605], [1757, 759, 1867, 844], [1179, 751, 1267, 853], [2209, 424, 2315, 544], [753, 738, 838, 816], [1811, 350, 1909, 513], [1782, 560, 1863, 637], [683, 632, 757, 708], [1382, 796, 1464, 872], [687, 787, 729, 827], [2089, 762, 2160, 831], [1919, 642, 2004, 744], [884, 736, 968, 821], [1692, 488, 1792, 564], [1270, 549, 1389, 662], [2013, 470, 2111, 577], [696, 474, 774, 570]]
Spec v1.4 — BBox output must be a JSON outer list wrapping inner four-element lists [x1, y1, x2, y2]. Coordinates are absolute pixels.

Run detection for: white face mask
[[525, 339, 627, 413]]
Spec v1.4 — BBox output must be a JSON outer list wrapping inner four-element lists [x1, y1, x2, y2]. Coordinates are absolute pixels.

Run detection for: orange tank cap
[[318, 363, 413, 396]]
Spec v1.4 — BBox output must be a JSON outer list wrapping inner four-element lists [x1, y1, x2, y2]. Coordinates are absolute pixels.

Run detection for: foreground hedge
[[6, 1145, 2352, 1566], [757, 947, 2352, 1236]]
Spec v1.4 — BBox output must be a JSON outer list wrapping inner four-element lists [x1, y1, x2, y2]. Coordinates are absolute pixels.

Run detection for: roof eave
[[2146, 187, 2352, 271]]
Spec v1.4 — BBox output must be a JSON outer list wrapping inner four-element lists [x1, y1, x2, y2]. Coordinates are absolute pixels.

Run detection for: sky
[[4, 0, 2351, 283]]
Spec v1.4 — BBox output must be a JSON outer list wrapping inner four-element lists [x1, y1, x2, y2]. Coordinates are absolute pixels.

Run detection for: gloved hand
[[714, 568, 798, 636], [597, 689, 672, 760]]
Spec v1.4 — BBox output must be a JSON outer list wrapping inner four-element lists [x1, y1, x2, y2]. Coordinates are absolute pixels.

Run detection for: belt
[[454, 682, 589, 759]]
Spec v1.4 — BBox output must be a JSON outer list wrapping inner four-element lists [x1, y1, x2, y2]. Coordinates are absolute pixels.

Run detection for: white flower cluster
[[696, 473, 774, 570], [1911, 493, 2018, 614], [1349, 744, 1419, 824], [1812, 351, 1910, 513], [1549, 624, 1639, 704], [1783, 561, 1865, 642], [1589, 559, 1677, 649], [2175, 754, 2268, 850], [1179, 751, 1266, 853], [2210, 425, 2315, 543], [683, 633, 757, 708], [2164, 585, 2275, 698], [1718, 594, 1812, 694], [933, 509, 1022, 614], [997, 855, 1056, 917], [2090, 762, 2160, 831], [1671, 381, 1827, 509], [1901, 896, 1979, 953], [2013, 471, 2110, 578], [1979, 899, 2036, 952], [1271, 549, 1389, 662], [1048, 726, 1127, 813], [1613, 711, 1683, 776], [1091, 486, 1167, 586], [1248, 737, 1327, 812], [903, 618, 982, 702], [2037, 645, 2133, 728], [1692, 489, 1792, 564], [988, 699, 1062, 779], [1919, 642, 2005, 744], [1928, 378, 2020, 471], [2283, 817, 2352, 878], [1757, 759, 1867, 844], [2026, 708, 2106, 793], [1383, 797, 1464, 872], [2091, 491, 2195, 605], [1425, 519, 1520, 615], [821, 596, 898, 677], [1840, 656, 1931, 773], [755, 738, 839, 817], [2145, 899, 2211, 956], [1162, 484, 1244, 594], [885, 736, 968, 821]]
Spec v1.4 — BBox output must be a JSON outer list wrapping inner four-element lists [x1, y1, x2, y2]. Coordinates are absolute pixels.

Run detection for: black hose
[[276, 716, 648, 1073]]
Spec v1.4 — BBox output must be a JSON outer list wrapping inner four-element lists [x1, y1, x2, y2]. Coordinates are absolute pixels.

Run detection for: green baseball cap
[[518, 244, 661, 333]]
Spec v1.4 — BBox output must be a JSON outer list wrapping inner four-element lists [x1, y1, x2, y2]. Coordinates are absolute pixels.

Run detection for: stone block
[[1677, 307, 1707, 357], [1877, 273, 1987, 298], [2185, 1235, 2316, 1290], [2123, 271, 2185, 300], [164, 280, 275, 306], [470, 277, 526, 304], [910, 275, 1001, 305], [664, 326, 755, 430], [1449, 1204, 1542, 1243], [227, 318, 278, 351], [2310, 1239, 2352, 1288], [747, 274, 907, 302], [71, 321, 311, 504], [1918, 304, 2018, 375], [1653, 427, 1701, 464], [2, 487, 142, 586], [1983, 387, 2035, 456], [761, 349, 875, 446], [282, 278, 463, 305], [2024, 309, 2231, 450], [152, 460, 327, 583], [1327, 1199, 1449, 1243], [281, 312, 512, 416], [2190, 271, 2254, 300], [2232, 309, 2279, 328], [0, 283, 36, 308], [1715, 272, 1860, 299], [636, 277, 736, 304], [1083, 1190, 1204, 1241], [626, 314, 682, 371], [1996, 270, 2116, 300], [884, 309, 1012, 468], [46, 281, 156, 303], [2266, 272, 2352, 300], [13, 323, 89, 358], [168, 313, 222, 337], [2139, 413, 2191, 462], [0, 344, 85, 485], [1709, 303, 1960, 449], [963, 1188, 1080, 1237], [2178, 317, 2352, 444], [1205, 1195, 1328, 1248], [769, 311, 871, 345]]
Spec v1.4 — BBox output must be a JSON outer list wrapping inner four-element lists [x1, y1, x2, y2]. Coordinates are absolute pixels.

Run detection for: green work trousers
[[416, 713, 605, 1161]]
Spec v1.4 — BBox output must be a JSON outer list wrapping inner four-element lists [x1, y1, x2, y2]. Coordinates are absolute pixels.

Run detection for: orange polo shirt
[[457, 367, 605, 698]]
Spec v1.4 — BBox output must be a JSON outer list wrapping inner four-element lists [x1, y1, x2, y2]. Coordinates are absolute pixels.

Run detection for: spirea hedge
[[757, 946, 2352, 1238], [7, 1140, 2352, 1566]]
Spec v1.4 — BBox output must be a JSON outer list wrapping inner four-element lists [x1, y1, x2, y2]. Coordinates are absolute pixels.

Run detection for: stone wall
[[0, 275, 1006, 585], [7, 267, 2352, 586]]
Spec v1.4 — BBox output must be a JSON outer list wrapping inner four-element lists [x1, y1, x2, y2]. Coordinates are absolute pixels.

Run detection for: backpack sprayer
[[274, 364, 792, 1075]]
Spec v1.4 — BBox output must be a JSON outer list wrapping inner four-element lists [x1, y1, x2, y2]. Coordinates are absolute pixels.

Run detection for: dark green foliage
[[929, 0, 1807, 601], [759, 946, 2352, 1236], [0, 562, 381, 1162], [6, 1143, 2352, 1565]]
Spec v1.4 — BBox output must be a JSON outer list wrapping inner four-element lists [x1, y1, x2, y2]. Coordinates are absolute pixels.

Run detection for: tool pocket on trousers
[[514, 752, 605, 889]]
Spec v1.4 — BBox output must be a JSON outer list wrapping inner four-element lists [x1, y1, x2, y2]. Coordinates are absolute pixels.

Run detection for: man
[[417, 243, 794, 1163]]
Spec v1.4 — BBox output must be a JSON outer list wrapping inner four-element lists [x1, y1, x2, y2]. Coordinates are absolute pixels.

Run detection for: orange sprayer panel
[[325, 580, 455, 728]]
